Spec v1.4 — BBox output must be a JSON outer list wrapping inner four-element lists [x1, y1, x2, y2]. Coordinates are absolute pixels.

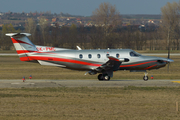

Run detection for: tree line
[[0, 2, 180, 51]]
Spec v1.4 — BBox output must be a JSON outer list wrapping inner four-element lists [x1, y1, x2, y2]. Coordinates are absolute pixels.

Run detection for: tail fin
[[6, 33, 38, 61]]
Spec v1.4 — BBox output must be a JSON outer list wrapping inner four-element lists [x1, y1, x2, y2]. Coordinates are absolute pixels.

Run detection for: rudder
[[6, 33, 38, 61]]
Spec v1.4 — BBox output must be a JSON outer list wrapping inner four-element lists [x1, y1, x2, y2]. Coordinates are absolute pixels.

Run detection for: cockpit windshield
[[129, 51, 141, 57]]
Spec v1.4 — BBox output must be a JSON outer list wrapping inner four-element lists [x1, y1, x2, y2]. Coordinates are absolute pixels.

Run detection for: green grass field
[[0, 87, 180, 120], [0, 55, 180, 120]]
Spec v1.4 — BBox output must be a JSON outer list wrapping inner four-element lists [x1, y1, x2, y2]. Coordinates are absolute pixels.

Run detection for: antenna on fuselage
[[76, 46, 82, 50]]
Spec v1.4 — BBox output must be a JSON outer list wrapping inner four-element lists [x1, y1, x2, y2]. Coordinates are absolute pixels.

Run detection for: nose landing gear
[[143, 72, 148, 81]]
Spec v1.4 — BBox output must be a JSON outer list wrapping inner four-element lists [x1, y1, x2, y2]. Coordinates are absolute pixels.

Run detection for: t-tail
[[6, 33, 38, 61]]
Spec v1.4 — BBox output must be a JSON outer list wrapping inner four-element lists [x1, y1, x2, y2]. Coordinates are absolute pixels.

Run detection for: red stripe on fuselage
[[16, 50, 36, 54], [20, 56, 102, 67], [143, 64, 157, 70], [120, 61, 157, 67], [20, 56, 29, 61], [11, 38, 33, 46], [16, 50, 56, 54]]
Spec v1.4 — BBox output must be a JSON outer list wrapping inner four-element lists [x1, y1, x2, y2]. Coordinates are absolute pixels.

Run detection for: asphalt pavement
[[0, 79, 180, 88]]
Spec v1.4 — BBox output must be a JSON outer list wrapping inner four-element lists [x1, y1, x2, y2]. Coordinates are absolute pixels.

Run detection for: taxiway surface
[[0, 79, 180, 88]]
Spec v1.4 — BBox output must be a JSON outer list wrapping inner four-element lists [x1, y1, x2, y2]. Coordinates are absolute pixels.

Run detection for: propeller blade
[[167, 62, 169, 72]]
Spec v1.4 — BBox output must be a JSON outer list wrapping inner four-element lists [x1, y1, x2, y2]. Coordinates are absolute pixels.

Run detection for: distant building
[[52, 18, 59, 22], [139, 25, 146, 32], [0, 12, 4, 16]]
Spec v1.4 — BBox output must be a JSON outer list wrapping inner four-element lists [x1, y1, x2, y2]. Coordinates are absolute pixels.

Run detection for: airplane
[[6, 33, 174, 81]]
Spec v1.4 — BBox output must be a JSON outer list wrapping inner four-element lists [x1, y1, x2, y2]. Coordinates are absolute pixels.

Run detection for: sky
[[0, 0, 179, 16]]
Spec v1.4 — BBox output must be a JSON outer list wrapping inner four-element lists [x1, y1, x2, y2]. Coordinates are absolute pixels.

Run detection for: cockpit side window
[[130, 51, 141, 57]]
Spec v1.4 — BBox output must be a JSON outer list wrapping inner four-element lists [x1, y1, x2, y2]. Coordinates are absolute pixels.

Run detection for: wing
[[88, 56, 129, 77]]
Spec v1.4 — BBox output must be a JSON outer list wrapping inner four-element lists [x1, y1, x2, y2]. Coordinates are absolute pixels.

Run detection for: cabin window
[[88, 54, 92, 59], [106, 54, 109, 58], [116, 53, 119, 58], [79, 54, 83, 59], [97, 54, 101, 58]]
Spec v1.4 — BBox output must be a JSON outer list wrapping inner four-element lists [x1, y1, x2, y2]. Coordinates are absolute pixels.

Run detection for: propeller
[[166, 48, 174, 72], [166, 46, 170, 72]]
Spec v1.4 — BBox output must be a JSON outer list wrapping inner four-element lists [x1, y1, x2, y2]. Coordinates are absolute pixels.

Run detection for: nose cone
[[167, 59, 174, 63]]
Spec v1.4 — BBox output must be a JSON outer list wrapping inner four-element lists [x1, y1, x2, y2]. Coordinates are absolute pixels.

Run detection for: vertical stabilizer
[[6, 33, 38, 61]]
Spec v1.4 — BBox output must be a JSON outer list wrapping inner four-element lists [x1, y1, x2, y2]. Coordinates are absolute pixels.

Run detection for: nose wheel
[[143, 72, 148, 81]]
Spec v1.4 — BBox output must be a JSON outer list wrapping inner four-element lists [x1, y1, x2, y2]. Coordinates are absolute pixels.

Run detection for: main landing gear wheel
[[98, 74, 110, 81], [103, 74, 110, 81], [98, 74, 104, 81]]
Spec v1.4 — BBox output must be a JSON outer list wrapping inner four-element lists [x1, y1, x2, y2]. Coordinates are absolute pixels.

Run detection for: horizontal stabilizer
[[6, 33, 31, 37]]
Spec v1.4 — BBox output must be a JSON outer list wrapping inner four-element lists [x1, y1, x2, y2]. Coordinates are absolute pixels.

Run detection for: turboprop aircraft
[[6, 33, 174, 81]]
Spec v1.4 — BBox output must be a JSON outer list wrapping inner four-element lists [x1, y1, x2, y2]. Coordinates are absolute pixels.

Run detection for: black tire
[[98, 74, 104, 81], [103, 75, 110, 81], [143, 76, 148, 81]]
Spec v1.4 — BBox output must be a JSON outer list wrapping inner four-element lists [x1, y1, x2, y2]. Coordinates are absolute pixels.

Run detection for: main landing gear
[[98, 72, 149, 81], [143, 72, 148, 81], [98, 74, 110, 81]]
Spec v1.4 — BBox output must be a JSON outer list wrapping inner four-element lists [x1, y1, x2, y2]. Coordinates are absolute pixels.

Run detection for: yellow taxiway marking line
[[172, 81, 180, 84]]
